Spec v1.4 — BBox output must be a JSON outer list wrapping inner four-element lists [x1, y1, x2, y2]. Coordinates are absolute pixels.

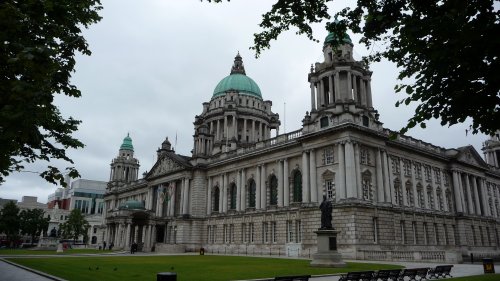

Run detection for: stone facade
[[103, 34, 500, 263]]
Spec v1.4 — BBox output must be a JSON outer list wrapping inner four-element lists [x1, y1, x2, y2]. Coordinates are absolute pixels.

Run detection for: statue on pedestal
[[319, 195, 333, 229]]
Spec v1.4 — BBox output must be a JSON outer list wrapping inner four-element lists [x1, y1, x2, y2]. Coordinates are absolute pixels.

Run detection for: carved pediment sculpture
[[150, 156, 184, 177]]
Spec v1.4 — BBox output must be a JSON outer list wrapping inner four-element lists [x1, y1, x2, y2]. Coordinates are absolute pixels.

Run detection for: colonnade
[[484, 150, 499, 168], [104, 222, 156, 251], [210, 116, 272, 142], [310, 70, 372, 111], [109, 163, 139, 182], [149, 178, 191, 217], [452, 171, 499, 217]]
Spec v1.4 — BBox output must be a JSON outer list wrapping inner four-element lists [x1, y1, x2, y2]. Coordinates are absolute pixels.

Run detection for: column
[[236, 170, 241, 211], [207, 177, 212, 215], [104, 225, 110, 244], [480, 179, 490, 216], [366, 79, 373, 107], [337, 143, 346, 201], [182, 178, 190, 215], [400, 158, 408, 206], [125, 223, 131, 248], [278, 160, 284, 207], [334, 72, 340, 101], [224, 116, 228, 141], [310, 82, 316, 110], [354, 143, 362, 199], [360, 78, 366, 106], [243, 119, 247, 142], [318, 80, 323, 107], [421, 165, 429, 209], [283, 159, 290, 206], [261, 163, 266, 208], [223, 173, 228, 212], [465, 174, 474, 214], [252, 120, 256, 142], [347, 72, 352, 99], [234, 116, 238, 139], [472, 176, 481, 215], [382, 150, 391, 203], [492, 183, 498, 218], [345, 141, 356, 198], [179, 179, 185, 214], [241, 168, 247, 210], [309, 149, 318, 202], [302, 151, 310, 202], [411, 161, 418, 207], [430, 168, 438, 210], [256, 166, 261, 209], [328, 75, 334, 104], [218, 176, 223, 212], [352, 75, 358, 102], [376, 149, 385, 202], [216, 119, 220, 141]]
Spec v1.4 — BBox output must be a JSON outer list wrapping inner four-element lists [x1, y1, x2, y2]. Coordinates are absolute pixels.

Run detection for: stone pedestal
[[56, 243, 64, 253], [310, 229, 346, 267]]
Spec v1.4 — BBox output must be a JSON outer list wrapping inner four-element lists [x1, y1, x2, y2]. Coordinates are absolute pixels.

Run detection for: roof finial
[[230, 51, 246, 75]]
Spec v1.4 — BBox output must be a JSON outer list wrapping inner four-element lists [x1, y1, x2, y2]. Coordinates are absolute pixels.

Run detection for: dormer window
[[362, 116, 369, 127], [320, 116, 329, 128]]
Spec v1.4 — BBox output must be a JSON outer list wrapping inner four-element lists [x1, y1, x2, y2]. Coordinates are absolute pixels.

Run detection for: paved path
[[0, 259, 59, 281]]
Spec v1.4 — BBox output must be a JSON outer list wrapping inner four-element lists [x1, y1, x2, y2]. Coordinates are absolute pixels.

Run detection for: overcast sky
[[1, 0, 489, 203]]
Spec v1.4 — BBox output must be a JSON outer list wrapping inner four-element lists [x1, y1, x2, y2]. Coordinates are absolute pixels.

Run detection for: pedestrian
[[109, 242, 113, 251], [103, 241, 107, 251]]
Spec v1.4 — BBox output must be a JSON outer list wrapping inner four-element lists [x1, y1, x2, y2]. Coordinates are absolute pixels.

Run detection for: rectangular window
[[373, 218, 379, 243], [434, 168, 441, 184], [423, 222, 429, 245], [323, 147, 334, 165], [400, 221, 406, 244], [360, 148, 371, 165], [486, 227, 491, 246], [97, 202, 104, 214], [434, 223, 439, 245], [391, 157, 400, 174], [287, 220, 293, 243], [271, 222, 277, 243], [295, 220, 302, 243], [453, 225, 459, 245], [325, 179, 335, 200], [414, 163, 422, 179], [479, 226, 484, 246], [207, 226, 211, 243], [412, 221, 417, 245], [403, 159, 411, 176], [443, 224, 449, 245], [242, 223, 247, 243], [424, 166, 432, 182], [262, 222, 268, 243], [213, 225, 217, 243], [472, 226, 477, 245], [223, 225, 228, 243], [249, 223, 254, 243], [230, 224, 234, 243]]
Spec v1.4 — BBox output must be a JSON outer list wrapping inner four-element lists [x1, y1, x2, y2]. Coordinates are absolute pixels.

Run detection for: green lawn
[[0, 248, 116, 255], [7, 255, 402, 281], [448, 274, 500, 281]]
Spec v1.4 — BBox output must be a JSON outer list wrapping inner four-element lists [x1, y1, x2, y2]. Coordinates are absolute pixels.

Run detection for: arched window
[[269, 175, 278, 206], [248, 179, 256, 208], [436, 187, 444, 211], [213, 186, 220, 212], [362, 171, 373, 201], [417, 183, 424, 208], [394, 178, 403, 206], [293, 171, 302, 202], [405, 181, 414, 206], [445, 189, 452, 212], [427, 185, 434, 209], [229, 184, 237, 210]]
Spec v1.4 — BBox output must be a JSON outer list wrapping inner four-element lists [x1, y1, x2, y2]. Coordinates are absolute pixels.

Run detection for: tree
[[0, 201, 20, 247], [205, 0, 500, 136], [59, 209, 90, 243], [0, 0, 102, 184], [19, 208, 49, 245]]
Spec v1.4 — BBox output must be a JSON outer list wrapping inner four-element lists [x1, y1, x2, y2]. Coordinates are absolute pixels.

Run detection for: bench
[[371, 269, 403, 281], [274, 275, 311, 281], [427, 265, 453, 279], [338, 271, 375, 281], [398, 268, 430, 281]]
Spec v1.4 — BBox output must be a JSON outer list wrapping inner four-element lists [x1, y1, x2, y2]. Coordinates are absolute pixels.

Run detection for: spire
[[230, 51, 246, 75]]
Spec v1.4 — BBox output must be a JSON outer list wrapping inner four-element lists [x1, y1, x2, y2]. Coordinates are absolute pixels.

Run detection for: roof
[[213, 73, 262, 99], [120, 133, 134, 151]]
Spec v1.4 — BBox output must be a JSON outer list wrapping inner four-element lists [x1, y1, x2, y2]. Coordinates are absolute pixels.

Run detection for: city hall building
[[103, 32, 500, 262]]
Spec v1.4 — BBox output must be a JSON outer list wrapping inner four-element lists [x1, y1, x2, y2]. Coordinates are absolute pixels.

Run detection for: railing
[[360, 250, 446, 262], [382, 128, 447, 155]]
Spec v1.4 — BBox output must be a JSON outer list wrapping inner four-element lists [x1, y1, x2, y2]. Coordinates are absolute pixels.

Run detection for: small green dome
[[119, 200, 145, 210], [324, 31, 352, 46], [120, 133, 134, 151], [213, 73, 262, 99]]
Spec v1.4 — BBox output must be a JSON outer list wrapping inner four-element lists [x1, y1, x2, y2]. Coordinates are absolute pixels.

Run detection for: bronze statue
[[319, 195, 333, 229]]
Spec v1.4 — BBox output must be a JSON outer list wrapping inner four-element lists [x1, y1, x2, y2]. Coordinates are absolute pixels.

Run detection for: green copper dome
[[118, 200, 145, 210], [213, 73, 262, 99], [324, 31, 353, 46], [120, 133, 134, 151], [212, 52, 262, 100]]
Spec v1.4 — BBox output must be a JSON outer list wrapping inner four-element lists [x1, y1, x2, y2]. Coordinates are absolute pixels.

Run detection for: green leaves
[[60, 209, 90, 242], [0, 0, 102, 184]]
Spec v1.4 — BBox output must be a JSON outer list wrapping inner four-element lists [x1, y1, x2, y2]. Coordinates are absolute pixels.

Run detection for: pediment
[[456, 146, 488, 168], [148, 155, 185, 178]]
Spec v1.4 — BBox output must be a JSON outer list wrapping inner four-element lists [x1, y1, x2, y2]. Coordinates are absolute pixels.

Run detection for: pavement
[[0, 252, 496, 281]]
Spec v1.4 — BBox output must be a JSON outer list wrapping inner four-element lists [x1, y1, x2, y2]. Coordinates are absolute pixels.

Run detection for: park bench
[[371, 269, 403, 281], [273, 274, 311, 281], [397, 268, 430, 281], [427, 265, 453, 279], [338, 270, 375, 281]]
